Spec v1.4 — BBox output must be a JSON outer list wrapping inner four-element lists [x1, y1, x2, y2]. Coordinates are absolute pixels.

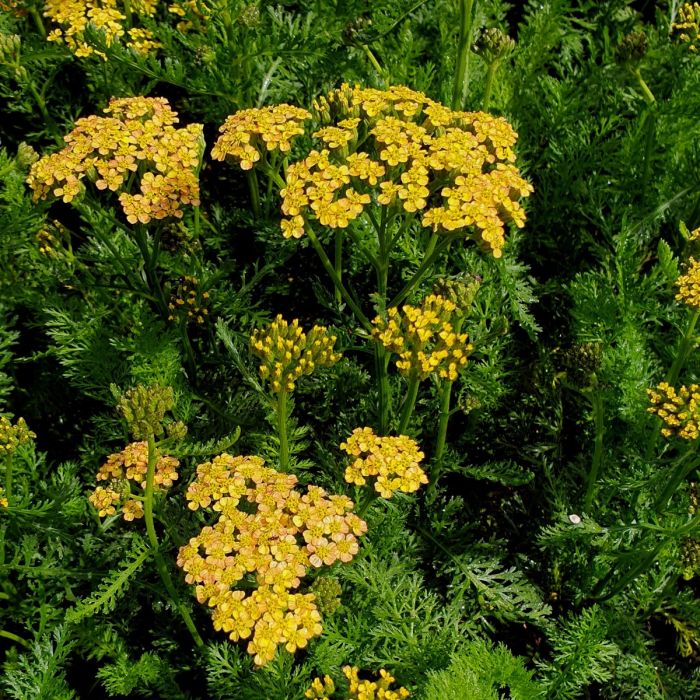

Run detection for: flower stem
[[584, 390, 605, 513], [654, 453, 700, 512], [276, 390, 290, 471], [389, 234, 451, 308], [4, 454, 13, 506], [482, 59, 499, 112], [247, 170, 262, 220], [334, 230, 343, 305], [305, 225, 372, 332], [452, 0, 476, 110], [434, 380, 454, 463], [144, 435, 203, 648], [398, 375, 421, 434]]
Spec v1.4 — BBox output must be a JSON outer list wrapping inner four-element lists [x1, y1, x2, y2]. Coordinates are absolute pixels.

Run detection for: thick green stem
[[654, 454, 700, 512], [0, 629, 29, 648], [452, 0, 476, 110], [27, 7, 47, 38], [631, 66, 656, 106], [584, 391, 605, 513], [305, 225, 372, 331], [144, 435, 203, 648], [375, 221, 392, 433], [482, 60, 498, 112], [398, 375, 421, 434], [4, 454, 13, 506], [357, 491, 379, 519], [667, 310, 699, 387], [334, 230, 343, 304], [247, 170, 262, 220], [389, 234, 451, 308], [276, 390, 290, 471], [434, 381, 454, 463], [134, 226, 168, 319], [361, 44, 385, 78]]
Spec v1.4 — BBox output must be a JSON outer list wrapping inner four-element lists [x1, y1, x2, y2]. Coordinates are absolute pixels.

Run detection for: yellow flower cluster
[[177, 454, 367, 666], [276, 84, 533, 257], [0, 487, 7, 509], [27, 96, 203, 225], [250, 315, 342, 393], [648, 382, 700, 440], [673, 3, 700, 51], [372, 294, 473, 381], [306, 667, 409, 700], [211, 105, 312, 170], [341, 427, 427, 498], [676, 258, 700, 308], [88, 441, 179, 519], [0, 416, 35, 456], [44, 0, 163, 58]]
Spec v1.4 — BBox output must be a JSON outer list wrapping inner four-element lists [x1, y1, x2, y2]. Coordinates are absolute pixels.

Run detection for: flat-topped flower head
[[28, 96, 203, 225], [648, 382, 700, 441], [272, 84, 532, 256], [211, 104, 312, 169], [88, 441, 180, 521], [44, 0, 165, 59], [676, 258, 700, 308], [341, 427, 427, 498], [372, 294, 473, 381], [178, 454, 366, 666], [250, 315, 342, 393]]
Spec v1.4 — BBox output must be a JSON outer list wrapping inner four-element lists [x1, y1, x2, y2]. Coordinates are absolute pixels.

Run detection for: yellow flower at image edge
[[676, 257, 700, 308], [648, 382, 700, 440], [341, 427, 427, 498], [305, 667, 409, 699]]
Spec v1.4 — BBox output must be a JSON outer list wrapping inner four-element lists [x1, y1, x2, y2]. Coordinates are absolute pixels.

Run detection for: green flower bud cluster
[[616, 31, 648, 64], [560, 343, 603, 389], [117, 384, 175, 439], [679, 538, 700, 581], [0, 33, 20, 63], [310, 576, 342, 616], [473, 27, 515, 63], [433, 274, 482, 316], [16, 142, 39, 170], [0, 416, 36, 457]]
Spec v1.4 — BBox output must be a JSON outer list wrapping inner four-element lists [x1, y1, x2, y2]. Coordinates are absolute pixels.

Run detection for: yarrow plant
[[250, 315, 342, 395], [42, 0, 207, 58], [647, 383, 700, 441], [675, 257, 700, 308], [341, 427, 427, 500], [672, 3, 700, 52], [177, 454, 367, 666], [27, 96, 203, 224], [305, 666, 410, 700], [372, 294, 472, 382], [88, 441, 179, 520], [250, 316, 342, 470]]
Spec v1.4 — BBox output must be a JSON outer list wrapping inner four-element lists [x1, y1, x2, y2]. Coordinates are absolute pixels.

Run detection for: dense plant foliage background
[[1, 0, 700, 698]]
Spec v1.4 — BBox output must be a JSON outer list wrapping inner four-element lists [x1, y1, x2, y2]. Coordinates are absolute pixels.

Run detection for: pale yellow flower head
[[178, 454, 367, 666], [341, 427, 427, 498]]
